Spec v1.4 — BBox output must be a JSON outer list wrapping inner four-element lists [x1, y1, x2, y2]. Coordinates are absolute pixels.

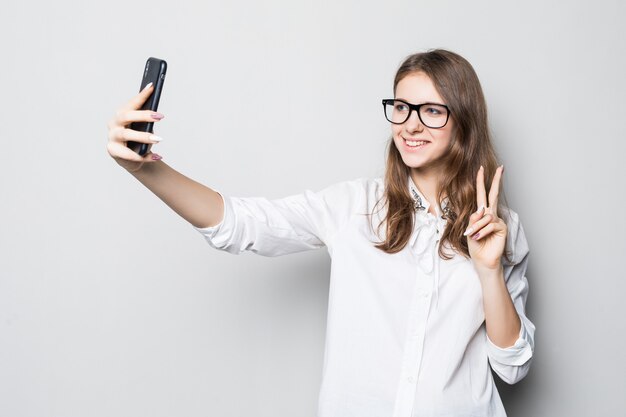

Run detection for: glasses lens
[[384, 100, 410, 124], [419, 104, 449, 128]]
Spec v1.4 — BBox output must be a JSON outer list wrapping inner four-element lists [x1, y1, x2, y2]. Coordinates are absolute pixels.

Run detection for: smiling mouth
[[404, 138, 430, 148]]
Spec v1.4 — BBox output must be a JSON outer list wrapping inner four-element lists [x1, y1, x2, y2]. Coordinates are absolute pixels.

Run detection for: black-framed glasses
[[382, 99, 451, 128]]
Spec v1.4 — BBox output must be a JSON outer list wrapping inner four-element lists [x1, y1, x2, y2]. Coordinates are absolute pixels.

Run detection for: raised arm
[[106, 83, 223, 228]]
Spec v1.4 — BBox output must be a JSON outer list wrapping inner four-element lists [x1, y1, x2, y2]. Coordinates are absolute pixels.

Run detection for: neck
[[410, 167, 445, 212]]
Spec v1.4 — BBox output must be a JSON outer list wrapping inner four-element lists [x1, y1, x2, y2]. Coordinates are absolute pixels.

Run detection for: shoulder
[[315, 177, 383, 201], [307, 177, 385, 220], [325, 176, 382, 189]]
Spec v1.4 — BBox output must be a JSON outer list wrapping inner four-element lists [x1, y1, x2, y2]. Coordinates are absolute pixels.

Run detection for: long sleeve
[[485, 209, 536, 384], [193, 179, 364, 257]]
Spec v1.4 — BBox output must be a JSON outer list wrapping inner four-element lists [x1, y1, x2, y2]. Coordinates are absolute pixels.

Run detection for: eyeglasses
[[382, 99, 451, 128]]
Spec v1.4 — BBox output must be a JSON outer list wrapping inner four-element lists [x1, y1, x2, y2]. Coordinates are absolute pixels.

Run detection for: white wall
[[1, 1, 624, 416]]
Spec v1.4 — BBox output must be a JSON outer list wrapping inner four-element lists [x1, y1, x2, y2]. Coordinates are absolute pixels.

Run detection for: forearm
[[129, 160, 224, 228], [477, 266, 521, 348]]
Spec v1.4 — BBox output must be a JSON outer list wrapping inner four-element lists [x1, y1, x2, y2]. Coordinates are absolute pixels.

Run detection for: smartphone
[[128, 57, 167, 156]]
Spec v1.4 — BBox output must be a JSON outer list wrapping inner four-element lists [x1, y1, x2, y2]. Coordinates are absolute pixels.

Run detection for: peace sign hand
[[464, 165, 507, 272]]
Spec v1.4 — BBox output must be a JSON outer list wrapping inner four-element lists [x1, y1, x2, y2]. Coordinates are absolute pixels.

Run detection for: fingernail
[[463, 227, 474, 237], [142, 82, 153, 91], [151, 112, 164, 120], [472, 232, 480, 240], [149, 135, 163, 142], [501, 164, 505, 173], [151, 153, 162, 160], [475, 204, 485, 214], [480, 165, 484, 171]]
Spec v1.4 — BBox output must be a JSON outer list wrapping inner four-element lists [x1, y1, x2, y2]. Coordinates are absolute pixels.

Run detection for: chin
[[400, 156, 426, 169]]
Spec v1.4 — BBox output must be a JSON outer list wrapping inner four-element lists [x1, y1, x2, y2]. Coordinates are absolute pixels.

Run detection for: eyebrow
[[395, 98, 447, 106]]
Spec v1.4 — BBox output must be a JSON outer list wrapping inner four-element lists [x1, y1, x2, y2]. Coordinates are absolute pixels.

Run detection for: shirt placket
[[392, 223, 441, 417], [391, 278, 432, 417]]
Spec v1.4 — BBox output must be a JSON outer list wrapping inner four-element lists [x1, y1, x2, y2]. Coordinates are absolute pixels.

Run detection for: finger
[[144, 151, 163, 162], [107, 141, 163, 163], [469, 204, 486, 222], [114, 109, 164, 128], [109, 127, 162, 145], [471, 222, 496, 240], [471, 219, 506, 241], [463, 213, 493, 237], [476, 165, 487, 210], [488, 165, 504, 218], [121, 82, 155, 111], [106, 141, 146, 162]]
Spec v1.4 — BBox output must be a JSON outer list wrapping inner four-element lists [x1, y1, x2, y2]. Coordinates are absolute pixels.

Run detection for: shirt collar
[[407, 175, 450, 219]]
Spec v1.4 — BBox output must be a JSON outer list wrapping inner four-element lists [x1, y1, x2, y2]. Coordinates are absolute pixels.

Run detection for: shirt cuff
[[486, 319, 533, 367], [192, 190, 233, 249]]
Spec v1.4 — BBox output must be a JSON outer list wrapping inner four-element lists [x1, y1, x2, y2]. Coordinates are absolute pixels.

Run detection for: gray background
[[1, 1, 624, 416]]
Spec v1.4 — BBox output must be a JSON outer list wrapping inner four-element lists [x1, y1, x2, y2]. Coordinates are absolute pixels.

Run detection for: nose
[[404, 109, 424, 134]]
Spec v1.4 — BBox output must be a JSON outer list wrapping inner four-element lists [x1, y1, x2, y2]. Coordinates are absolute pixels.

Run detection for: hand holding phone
[[128, 57, 167, 155]]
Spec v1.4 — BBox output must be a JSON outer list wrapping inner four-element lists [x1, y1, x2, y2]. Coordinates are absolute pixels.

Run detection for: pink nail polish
[[151, 112, 164, 120], [472, 232, 480, 240], [151, 153, 162, 160]]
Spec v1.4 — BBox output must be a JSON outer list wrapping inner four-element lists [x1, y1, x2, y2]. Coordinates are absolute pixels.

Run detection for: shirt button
[[407, 376, 415, 384]]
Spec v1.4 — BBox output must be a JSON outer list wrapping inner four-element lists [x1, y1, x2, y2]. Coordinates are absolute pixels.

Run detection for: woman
[[106, 49, 535, 417]]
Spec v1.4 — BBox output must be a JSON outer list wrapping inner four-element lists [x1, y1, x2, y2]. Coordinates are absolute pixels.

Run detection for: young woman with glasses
[[106, 49, 535, 417]]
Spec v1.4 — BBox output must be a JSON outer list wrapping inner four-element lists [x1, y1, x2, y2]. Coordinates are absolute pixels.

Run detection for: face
[[391, 72, 454, 175]]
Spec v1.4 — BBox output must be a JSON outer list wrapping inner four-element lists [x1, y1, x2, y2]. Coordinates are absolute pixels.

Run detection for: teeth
[[406, 140, 428, 147]]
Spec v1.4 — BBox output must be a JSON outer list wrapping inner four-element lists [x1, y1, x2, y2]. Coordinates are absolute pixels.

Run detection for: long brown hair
[[370, 49, 512, 262]]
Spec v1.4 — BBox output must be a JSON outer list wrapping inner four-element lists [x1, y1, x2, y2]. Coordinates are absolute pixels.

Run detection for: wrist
[[473, 262, 504, 280], [128, 159, 158, 177], [125, 164, 144, 174]]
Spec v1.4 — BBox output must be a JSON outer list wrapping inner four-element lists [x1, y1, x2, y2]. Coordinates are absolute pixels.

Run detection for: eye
[[424, 106, 442, 115], [422, 104, 448, 117], [394, 103, 409, 112]]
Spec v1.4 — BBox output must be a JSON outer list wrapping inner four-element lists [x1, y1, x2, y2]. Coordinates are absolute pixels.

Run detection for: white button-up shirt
[[194, 176, 535, 417]]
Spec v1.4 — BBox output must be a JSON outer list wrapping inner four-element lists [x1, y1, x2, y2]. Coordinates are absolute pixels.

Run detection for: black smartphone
[[128, 57, 167, 156]]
